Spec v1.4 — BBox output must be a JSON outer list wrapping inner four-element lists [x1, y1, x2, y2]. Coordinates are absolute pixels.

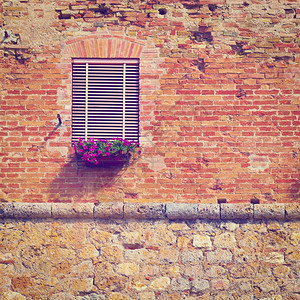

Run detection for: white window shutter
[[72, 59, 139, 142]]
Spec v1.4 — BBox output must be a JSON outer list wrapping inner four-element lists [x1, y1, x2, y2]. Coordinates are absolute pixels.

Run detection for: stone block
[[254, 204, 285, 220], [286, 250, 300, 262], [124, 203, 165, 219], [107, 293, 130, 300], [159, 248, 179, 263], [166, 203, 198, 220], [221, 203, 253, 220], [211, 279, 230, 290], [264, 252, 285, 264], [272, 265, 291, 277], [78, 244, 99, 259], [1, 203, 51, 219], [116, 263, 140, 276], [183, 265, 203, 278], [150, 277, 171, 290], [94, 202, 123, 219], [213, 232, 236, 248], [171, 277, 190, 291], [0, 203, 13, 218], [206, 249, 232, 263], [20, 203, 52, 219], [52, 203, 94, 219], [193, 235, 212, 248], [2, 292, 26, 300], [181, 250, 203, 263], [198, 203, 220, 219], [70, 278, 94, 293], [77, 294, 105, 300], [122, 231, 143, 247], [290, 232, 300, 246], [50, 293, 74, 300], [191, 279, 210, 292], [131, 280, 147, 292], [137, 291, 155, 300], [177, 236, 190, 248], [285, 204, 300, 220], [206, 266, 227, 278], [100, 245, 123, 263]]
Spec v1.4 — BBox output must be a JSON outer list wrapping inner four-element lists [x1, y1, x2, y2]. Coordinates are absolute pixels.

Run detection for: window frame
[[71, 58, 140, 142]]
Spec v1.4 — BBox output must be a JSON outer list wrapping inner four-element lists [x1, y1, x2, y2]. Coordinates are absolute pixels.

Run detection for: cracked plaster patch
[[249, 154, 270, 172], [144, 155, 166, 172]]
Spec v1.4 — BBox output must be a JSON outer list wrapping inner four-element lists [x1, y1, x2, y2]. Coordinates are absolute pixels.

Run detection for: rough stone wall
[[0, 214, 299, 299], [0, 203, 299, 299], [0, 0, 300, 203]]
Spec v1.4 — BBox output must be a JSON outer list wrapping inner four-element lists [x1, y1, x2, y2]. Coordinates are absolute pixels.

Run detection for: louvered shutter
[[72, 59, 139, 142]]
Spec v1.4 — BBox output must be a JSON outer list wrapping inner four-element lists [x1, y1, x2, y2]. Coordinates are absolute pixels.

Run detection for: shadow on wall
[[47, 158, 128, 202]]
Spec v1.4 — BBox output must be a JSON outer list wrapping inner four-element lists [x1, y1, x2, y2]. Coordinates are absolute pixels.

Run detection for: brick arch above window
[[60, 34, 160, 145], [65, 36, 145, 58]]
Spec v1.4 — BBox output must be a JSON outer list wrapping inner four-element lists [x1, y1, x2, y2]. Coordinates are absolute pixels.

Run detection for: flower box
[[73, 138, 140, 167], [82, 153, 131, 167]]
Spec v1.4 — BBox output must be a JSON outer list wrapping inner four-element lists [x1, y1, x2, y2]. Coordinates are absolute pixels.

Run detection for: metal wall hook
[[57, 114, 62, 126]]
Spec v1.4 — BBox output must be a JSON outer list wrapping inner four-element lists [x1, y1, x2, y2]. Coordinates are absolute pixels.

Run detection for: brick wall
[[0, 0, 299, 203]]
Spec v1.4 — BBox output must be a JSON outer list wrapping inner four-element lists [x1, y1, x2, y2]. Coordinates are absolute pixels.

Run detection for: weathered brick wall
[[0, 0, 299, 203], [0, 203, 299, 299]]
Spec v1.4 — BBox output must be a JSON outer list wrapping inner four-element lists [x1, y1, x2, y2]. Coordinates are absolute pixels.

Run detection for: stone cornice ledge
[[0, 203, 299, 221]]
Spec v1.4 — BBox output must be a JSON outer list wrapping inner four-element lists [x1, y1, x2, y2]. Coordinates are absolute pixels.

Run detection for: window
[[72, 58, 139, 142]]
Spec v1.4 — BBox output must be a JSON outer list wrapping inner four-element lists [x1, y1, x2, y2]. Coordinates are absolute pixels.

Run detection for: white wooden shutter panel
[[72, 59, 139, 142]]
